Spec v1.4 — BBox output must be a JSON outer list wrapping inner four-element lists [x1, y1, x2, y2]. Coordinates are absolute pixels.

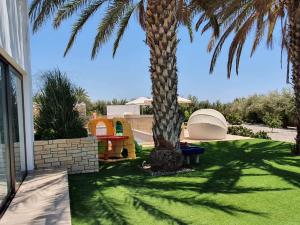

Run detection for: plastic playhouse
[[88, 117, 136, 160]]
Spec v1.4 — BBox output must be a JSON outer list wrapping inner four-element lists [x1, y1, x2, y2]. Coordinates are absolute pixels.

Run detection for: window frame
[[0, 55, 27, 216]]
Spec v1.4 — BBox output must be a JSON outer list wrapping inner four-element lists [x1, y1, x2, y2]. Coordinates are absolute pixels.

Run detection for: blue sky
[[30, 13, 290, 103]]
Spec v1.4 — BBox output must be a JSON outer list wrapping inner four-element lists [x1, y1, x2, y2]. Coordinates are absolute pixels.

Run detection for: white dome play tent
[[187, 109, 228, 140]]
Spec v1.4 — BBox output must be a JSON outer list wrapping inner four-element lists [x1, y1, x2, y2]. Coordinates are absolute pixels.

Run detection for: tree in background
[[180, 90, 295, 127], [35, 69, 87, 140], [74, 87, 91, 104], [74, 86, 93, 114], [227, 89, 296, 127], [90, 99, 127, 116], [263, 113, 283, 133]]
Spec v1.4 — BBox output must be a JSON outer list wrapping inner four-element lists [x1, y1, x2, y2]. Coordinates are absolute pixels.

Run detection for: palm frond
[[64, 0, 106, 56], [30, 0, 66, 32], [202, 0, 289, 78], [53, 0, 91, 28], [137, 0, 146, 30], [250, 13, 267, 56], [227, 15, 255, 77], [91, 0, 130, 59], [113, 5, 136, 57], [185, 19, 194, 42]]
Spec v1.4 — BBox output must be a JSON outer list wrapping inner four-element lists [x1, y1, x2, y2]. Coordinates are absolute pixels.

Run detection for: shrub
[[227, 113, 243, 125], [228, 126, 255, 137], [253, 131, 271, 139], [228, 126, 271, 139], [184, 110, 191, 122], [135, 140, 143, 155], [34, 69, 88, 140], [263, 113, 282, 132]]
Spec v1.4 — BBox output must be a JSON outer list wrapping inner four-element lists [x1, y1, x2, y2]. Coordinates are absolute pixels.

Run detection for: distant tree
[[35, 69, 87, 140], [227, 113, 243, 125], [184, 110, 190, 122], [74, 87, 89, 104], [91, 100, 107, 116], [90, 98, 128, 115], [111, 98, 127, 105], [74, 87, 93, 114], [263, 113, 283, 133]]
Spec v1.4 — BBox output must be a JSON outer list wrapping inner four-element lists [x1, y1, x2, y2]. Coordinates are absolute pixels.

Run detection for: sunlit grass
[[69, 139, 300, 225]]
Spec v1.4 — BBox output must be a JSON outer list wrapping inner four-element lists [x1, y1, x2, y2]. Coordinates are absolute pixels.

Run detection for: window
[[0, 59, 27, 213], [8, 69, 26, 187], [0, 62, 11, 209]]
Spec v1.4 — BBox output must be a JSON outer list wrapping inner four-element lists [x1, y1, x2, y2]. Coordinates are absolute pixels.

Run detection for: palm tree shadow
[[68, 140, 300, 224], [131, 191, 267, 217], [129, 195, 189, 225], [197, 140, 300, 189]]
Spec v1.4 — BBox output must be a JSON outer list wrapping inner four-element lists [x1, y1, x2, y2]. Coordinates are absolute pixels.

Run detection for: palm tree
[[197, 0, 300, 155], [29, 0, 217, 170], [74, 87, 90, 104]]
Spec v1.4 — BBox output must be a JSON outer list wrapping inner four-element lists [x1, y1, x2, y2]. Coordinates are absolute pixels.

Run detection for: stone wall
[[34, 137, 99, 174]]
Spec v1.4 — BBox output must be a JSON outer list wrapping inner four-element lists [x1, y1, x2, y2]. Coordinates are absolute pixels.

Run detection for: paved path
[[138, 129, 251, 147], [243, 124, 296, 143], [0, 169, 71, 225], [137, 124, 297, 147]]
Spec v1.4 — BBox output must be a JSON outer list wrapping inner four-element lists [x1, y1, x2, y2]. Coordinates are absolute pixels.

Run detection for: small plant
[[228, 126, 255, 137], [253, 131, 271, 140], [134, 140, 143, 156], [227, 113, 243, 125], [228, 126, 271, 140], [263, 113, 282, 132]]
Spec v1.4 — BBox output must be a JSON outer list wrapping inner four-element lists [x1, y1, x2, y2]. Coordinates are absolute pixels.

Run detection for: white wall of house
[[107, 105, 140, 118], [0, 0, 34, 170]]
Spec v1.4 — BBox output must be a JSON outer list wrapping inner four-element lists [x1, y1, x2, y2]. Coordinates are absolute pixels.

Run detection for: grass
[[68, 139, 300, 225]]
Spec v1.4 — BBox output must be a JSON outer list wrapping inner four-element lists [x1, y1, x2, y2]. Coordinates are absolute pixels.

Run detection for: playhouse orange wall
[[88, 118, 114, 136]]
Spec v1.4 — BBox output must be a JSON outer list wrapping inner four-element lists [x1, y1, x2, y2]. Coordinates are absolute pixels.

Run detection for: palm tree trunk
[[145, 0, 183, 171], [288, 0, 300, 154]]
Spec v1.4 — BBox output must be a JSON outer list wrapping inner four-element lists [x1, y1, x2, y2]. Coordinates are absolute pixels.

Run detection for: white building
[[107, 105, 140, 118], [0, 0, 34, 212]]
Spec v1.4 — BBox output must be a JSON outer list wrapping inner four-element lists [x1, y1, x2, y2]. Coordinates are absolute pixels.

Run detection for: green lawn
[[68, 140, 300, 225]]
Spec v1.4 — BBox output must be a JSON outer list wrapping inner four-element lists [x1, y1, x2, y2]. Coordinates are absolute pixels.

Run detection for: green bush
[[228, 126, 271, 139], [184, 110, 191, 122], [227, 113, 243, 125], [134, 140, 143, 155], [34, 69, 88, 140], [90, 99, 128, 115], [263, 113, 282, 132], [228, 126, 255, 137], [253, 131, 271, 139]]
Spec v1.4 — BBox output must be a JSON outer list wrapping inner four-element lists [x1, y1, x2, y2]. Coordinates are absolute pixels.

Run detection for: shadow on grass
[[69, 139, 300, 225]]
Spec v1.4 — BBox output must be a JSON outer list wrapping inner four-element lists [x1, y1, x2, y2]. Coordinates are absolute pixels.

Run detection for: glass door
[[7, 68, 27, 188], [0, 62, 11, 208], [0, 59, 27, 213]]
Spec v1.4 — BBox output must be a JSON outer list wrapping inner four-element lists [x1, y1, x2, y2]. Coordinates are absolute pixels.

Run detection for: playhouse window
[[96, 122, 107, 136], [115, 121, 123, 136]]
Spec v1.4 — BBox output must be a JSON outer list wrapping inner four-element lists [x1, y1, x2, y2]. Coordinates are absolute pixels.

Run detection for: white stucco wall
[[107, 105, 140, 118], [0, 0, 34, 170]]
